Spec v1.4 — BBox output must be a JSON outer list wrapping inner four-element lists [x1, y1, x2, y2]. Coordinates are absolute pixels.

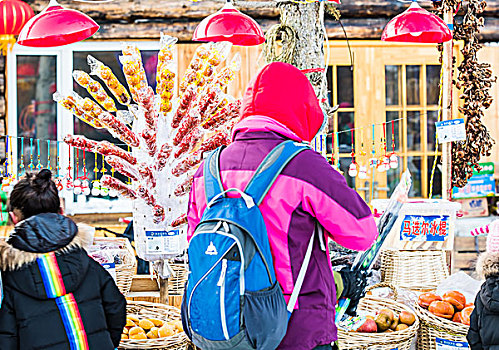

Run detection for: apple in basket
[[357, 318, 377, 333]]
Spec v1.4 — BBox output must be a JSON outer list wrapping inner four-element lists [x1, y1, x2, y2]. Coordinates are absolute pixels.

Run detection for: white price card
[[436, 338, 469, 350], [101, 262, 117, 282], [145, 230, 181, 255], [436, 119, 466, 143]]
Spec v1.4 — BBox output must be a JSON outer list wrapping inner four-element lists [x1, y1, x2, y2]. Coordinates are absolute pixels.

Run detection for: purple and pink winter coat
[[187, 62, 378, 349]]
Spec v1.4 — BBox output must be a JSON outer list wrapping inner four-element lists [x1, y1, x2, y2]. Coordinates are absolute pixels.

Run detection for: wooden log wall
[[24, 0, 499, 41]]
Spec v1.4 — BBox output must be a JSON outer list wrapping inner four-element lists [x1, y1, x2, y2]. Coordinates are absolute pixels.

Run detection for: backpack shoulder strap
[[287, 224, 323, 315], [244, 140, 309, 206], [203, 147, 225, 204]]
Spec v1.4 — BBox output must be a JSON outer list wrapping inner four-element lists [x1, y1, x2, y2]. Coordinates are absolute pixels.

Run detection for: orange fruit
[[138, 319, 155, 331], [130, 333, 148, 340], [147, 330, 158, 339], [127, 315, 140, 323], [149, 327, 159, 337], [170, 320, 183, 332], [158, 324, 175, 338], [395, 324, 409, 331], [125, 319, 135, 327], [149, 318, 164, 327], [129, 326, 146, 336], [123, 327, 129, 335], [121, 334, 128, 340]]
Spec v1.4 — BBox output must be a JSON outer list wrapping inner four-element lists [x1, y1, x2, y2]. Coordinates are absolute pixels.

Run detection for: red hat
[[239, 62, 324, 142]]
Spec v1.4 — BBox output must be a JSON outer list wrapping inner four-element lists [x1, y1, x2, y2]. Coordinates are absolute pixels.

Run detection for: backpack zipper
[[187, 242, 236, 323], [217, 259, 229, 340]]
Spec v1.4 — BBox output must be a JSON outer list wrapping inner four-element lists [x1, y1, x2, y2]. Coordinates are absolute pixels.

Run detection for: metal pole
[[441, 8, 453, 200]]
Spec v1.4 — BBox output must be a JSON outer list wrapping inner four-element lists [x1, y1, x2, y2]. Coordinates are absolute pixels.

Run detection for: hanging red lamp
[[17, 0, 99, 47], [0, 0, 34, 54], [193, 0, 265, 46], [381, 1, 452, 43]]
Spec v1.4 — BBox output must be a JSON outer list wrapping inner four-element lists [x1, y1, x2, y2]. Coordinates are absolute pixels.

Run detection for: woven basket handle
[[366, 282, 398, 301]]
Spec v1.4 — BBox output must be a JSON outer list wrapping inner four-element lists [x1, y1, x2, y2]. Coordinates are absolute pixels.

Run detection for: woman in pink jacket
[[187, 62, 378, 349]]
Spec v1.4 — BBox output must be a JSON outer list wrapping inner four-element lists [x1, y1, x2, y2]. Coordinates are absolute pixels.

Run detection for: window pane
[[72, 50, 158, 196], [17, 55, 57, 169], [426, 65, 441, 105], [386, 111, 401, 152], [385, 65, 400, 106], [427, 110, 440, 151], [339, 157, 356, 189], [387, 167, 401, 197], [406, 65, 421, 105], [407, 111, 421, 151], [337, 66, 354, 107], [327, 66, 333, 106], [428, 156, 442, 198], [337, 112, 354, 153], [408, 156, 422, 197]]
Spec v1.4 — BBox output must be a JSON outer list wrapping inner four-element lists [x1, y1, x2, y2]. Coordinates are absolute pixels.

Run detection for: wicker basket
[[337, 283, 419, 350], [414, 302, 469, 350], [120, 301, 189, 350], [381, 249, 449, 291], [91, 237, 136, 296], [168, 263, 188, 295]]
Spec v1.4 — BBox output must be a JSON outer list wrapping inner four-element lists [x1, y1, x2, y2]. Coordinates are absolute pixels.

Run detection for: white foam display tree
[[57, 34, 242, 275]]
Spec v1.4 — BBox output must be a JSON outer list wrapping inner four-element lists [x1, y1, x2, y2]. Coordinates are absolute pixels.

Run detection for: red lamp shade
[[381, 2, 452, 43], [193, 2, 265, 46], [17, 0, 99, 47], [0, 0, 34, 54]]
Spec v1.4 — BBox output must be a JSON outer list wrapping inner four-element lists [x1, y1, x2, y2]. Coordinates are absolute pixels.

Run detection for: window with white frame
[[8, 41, 161, 215]]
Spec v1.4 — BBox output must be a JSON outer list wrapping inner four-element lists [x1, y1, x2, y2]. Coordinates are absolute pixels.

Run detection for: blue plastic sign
[[436, 338, 469, 350], [400, 215, 449, 242], [452, 174, 495, 199], [436, 119, 466, 143], [145, 230, 180, 254]]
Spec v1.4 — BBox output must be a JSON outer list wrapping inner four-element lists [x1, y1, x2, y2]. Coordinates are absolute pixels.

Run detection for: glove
[[338, 267, 369, 316]]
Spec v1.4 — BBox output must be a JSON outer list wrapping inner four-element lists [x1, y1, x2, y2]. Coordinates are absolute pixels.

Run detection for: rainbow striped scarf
[[37, 252, 89, 350]]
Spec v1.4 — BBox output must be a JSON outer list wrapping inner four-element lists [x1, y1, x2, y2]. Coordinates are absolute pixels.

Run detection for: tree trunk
[[278, 1, 325, 99], [277, 1, 330, 154]]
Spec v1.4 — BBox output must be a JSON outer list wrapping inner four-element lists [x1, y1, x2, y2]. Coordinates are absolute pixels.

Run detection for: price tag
[[101, 262, 117, 282], [436, 119, 466, 143], [145, 230, 180, 255], [436, 338, 469, 350]]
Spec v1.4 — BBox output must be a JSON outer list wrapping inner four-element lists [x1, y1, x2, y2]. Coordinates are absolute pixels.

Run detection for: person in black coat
[[467, 220, 499, 350], [0, 169, 126, 349]]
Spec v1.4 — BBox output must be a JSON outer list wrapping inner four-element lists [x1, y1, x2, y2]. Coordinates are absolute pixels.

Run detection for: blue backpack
[[181, 140, 316, 350]]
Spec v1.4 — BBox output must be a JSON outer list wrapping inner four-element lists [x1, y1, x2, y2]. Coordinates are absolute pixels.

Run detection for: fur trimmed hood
[[0, 221, 94, 272], [477, 252, 499, 279]]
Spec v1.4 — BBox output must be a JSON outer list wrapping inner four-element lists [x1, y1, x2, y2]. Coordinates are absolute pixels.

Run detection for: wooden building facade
[[0, 0, 497, 217]]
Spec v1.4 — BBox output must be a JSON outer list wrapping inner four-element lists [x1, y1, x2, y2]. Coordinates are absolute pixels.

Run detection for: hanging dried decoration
[[435, 0, 496, 187]]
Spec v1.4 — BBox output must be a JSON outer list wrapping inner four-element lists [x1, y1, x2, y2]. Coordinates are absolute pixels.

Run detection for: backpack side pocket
[[243, 282, 288, 350]]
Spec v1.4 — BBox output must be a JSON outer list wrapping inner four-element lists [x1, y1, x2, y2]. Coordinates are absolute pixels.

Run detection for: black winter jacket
[[467, 252, 499, 350], [0, 213, 126, 350]]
